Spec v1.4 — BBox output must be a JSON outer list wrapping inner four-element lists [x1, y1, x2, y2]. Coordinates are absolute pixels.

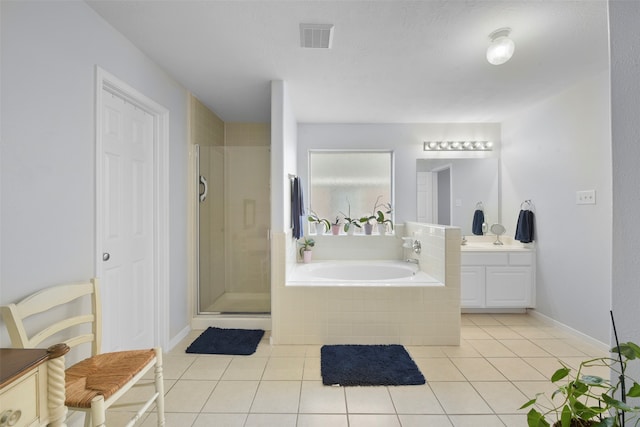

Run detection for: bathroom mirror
[[416, 158, 500, 236]]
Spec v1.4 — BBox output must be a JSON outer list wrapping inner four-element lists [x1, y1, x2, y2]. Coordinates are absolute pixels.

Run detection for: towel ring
[[520, 200, 533, 210]]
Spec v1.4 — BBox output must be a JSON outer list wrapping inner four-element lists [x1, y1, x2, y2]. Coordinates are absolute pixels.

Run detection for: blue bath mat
[[186, 327, 265, 355], [321, 344, 425, 386]]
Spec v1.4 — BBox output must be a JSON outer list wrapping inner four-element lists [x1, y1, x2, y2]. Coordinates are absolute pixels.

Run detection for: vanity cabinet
[[461, 250, 535, 310]]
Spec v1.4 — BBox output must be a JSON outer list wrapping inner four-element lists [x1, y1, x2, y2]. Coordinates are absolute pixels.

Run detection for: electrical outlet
[[576, 190, 596, 205]]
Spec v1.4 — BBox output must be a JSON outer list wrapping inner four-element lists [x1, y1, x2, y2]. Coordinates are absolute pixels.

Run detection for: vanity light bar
[[423, 141, 494, 151]]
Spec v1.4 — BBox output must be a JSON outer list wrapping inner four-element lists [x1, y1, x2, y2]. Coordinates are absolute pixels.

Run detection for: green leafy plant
[[340, 199, 361, 233], [359, 195, 394, 231], [307, 209, 330, 234], [520, 340, 640, 427], [298, 237, 315, 257]]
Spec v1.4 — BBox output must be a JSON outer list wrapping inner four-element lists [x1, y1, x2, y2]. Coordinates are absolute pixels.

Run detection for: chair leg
[[154, 347, 166, 427], [89, 395, 106, 427]]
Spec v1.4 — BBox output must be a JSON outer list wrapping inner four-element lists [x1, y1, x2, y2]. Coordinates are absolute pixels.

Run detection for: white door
[[100, 89, 155, 351]]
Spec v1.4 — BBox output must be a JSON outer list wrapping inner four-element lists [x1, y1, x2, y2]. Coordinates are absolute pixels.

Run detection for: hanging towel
[[472, 209, 485, 235], [515, 209, 534, 243], [291, 177, 305, 239]]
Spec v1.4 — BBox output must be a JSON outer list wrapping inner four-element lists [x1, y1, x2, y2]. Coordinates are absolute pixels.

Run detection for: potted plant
[[298, 237, 315, 263], [360, 196, 393, 235], [520, 340, 640, 427], [307, 209, 330, 235], [375, 203, 393, 235], [331, 216, 341, 235], [340, 199, 361, 235]]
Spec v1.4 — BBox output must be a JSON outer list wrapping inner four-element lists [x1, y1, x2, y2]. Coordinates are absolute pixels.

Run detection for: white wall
[[0, 1, 190, 345], [501, 71, 612, 343], [610, 0, 640, 382], [297, 123, 501, 226]]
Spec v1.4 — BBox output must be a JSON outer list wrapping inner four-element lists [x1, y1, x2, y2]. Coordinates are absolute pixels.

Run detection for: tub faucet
[[405, 258, 419, 265]]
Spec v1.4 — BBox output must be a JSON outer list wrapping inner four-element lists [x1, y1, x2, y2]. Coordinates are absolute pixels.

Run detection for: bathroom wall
[[501, 71, 612, 344], [0, 1, 190, 347], [297, 123, 501, 225], [610, 0, 640, 384]]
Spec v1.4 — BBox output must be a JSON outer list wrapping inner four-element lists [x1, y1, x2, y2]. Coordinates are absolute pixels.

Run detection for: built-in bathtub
[[287, 260, 442, 287]]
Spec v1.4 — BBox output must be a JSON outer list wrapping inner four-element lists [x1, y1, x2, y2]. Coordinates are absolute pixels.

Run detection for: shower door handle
[[199, 175, 208, 202]]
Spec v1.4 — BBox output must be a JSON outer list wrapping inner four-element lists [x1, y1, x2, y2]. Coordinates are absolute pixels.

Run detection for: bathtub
[[287, 260, 442, 287]]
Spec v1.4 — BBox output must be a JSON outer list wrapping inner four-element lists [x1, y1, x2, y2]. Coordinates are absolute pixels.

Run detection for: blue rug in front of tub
[[186, 327, 265, 355], [320, 344, 425, 386]]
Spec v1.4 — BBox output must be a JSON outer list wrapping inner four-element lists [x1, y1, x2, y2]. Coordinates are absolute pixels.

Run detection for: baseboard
[[527, 309, 610, 352], [167, 325, 191, 352], [191, 315, 272, 331]]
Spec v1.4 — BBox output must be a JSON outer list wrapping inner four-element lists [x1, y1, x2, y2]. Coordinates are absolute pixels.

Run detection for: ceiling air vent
[[300, 23, 334, 49]]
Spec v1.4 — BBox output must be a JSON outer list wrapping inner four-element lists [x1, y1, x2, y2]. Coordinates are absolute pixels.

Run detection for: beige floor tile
[[440, 341, 482, 357], [471, 381, 528, 414], [249, 341, 273, 358], [302, 357, 322, 381], [466, 339, 516, 357], [480, 325, 525, 339], [105, 411, 146, 426], [463, 314, 503, 326], [140, 411, 199, 427], [429, 382, 493, 414], [493, 313, 543, 326], [461, 326, 494, 339], [512, 380, 563, 403], [164, 380, 217, 413], [345, 387, 396, 413], [509, 326, 557, 339], [168, 330, 205, 355], [530, 339, 588, 357], [297, 414, 348, 427], [498, 339, 550, 357], [271, 345, 308, 357], [191, 413, 246, 427], [451, 358, 506, 381], [449, 414, 506, 426], [262, 356, 305, 380], [299, 381, 346, 413], [348, 414, 401, 427], [157, 355, 197, 379], [181, 356, 232, 380], [244, 413, 297, 427], [405, 346, 448, 358], [499, 414, 528, 425], [250, 381, 301, 413], [521, 357, 565, 378], [201, 380, 259, 413], [487, 357, 547, 381], [414, 358, 466, 381], [221, 357, 268, 380], [398, 414, 453, 427], [388, 384, 444, 414]]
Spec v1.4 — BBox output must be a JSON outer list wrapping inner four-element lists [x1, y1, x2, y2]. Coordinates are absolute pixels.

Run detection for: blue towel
[[472, 209, 484, 235], [515, 209, 534, 243], [291, 177, 305, 239]]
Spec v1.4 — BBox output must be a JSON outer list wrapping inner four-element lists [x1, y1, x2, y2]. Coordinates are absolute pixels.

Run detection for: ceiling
[[86, 0, 609, 124]]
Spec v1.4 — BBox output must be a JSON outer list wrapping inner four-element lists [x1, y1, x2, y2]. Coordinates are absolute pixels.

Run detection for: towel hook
[[520, 199, 533, 210], [475, 201, 484, 210]]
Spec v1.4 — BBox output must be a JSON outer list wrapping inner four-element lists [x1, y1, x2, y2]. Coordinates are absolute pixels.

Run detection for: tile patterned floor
[[104, 313, 608, 427]]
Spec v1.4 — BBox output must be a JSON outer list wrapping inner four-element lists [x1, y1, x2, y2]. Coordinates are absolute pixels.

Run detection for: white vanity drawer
[[509, 252, 533, 266], [0, 370, 38, 427], [461, 252, 508, 266]]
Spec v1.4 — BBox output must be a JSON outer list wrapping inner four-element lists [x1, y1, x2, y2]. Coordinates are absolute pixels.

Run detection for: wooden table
[[0, 344, 68, 427]]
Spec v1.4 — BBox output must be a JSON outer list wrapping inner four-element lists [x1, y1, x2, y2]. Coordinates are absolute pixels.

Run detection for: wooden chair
[[1, 278, 165, 427]]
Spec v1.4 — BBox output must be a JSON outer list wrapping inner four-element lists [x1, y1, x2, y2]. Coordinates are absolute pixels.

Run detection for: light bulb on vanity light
[[486, 27, 515, 65]]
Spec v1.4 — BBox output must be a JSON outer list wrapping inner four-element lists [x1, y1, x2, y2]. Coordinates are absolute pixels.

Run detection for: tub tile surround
[[273, 223, 461, 345]]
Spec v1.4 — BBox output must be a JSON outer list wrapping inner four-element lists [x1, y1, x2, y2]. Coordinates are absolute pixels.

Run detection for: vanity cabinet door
[[485, 266, 532, 307], [461, 266, 485, 308]]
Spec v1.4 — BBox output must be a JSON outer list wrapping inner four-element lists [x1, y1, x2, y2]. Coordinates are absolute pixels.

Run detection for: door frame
[[95, 66, 170, 350]]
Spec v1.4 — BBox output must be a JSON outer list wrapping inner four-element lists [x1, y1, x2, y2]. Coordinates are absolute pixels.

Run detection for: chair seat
[[65, 349, 156, 408]]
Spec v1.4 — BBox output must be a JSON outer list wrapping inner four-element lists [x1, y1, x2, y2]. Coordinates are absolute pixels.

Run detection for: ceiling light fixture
[[486, 27, 515, 65], [423, 141, 493, 152]]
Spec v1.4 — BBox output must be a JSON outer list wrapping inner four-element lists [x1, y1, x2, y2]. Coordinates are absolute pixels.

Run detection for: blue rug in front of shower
[[320, 344, 425, 386], [186, 327, 265, 355]]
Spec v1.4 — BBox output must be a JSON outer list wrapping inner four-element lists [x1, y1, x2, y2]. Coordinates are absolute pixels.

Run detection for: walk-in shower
[[195, 124, 271, 314]]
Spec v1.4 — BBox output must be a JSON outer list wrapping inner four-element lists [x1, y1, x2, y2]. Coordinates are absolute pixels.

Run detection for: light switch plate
[[576, 190, 596, 205]]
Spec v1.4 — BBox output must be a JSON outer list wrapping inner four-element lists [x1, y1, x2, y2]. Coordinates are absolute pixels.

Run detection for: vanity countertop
[[460, 236, 534, 252]]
